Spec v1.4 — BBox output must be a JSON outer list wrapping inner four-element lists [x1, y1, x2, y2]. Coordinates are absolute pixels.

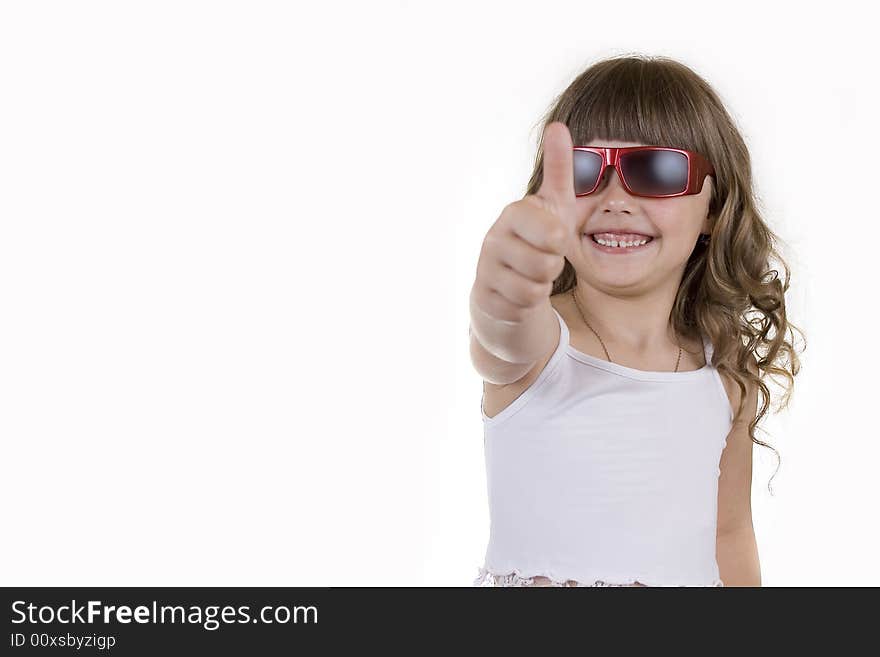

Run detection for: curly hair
[[524, 53, 805, 493]]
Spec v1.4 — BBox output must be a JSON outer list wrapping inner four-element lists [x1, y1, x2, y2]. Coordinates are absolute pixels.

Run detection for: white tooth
[[595, 237, 650, 247]]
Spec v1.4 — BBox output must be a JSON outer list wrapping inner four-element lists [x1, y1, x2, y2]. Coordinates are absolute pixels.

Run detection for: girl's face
[[568, 138, 714, 293]]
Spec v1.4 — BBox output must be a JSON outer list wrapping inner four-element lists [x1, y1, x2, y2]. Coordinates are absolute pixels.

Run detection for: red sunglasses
[[572, 146, 715, 198]]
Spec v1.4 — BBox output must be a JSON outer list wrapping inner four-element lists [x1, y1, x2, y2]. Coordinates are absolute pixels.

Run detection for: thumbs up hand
[[472, 122, 578, 323]]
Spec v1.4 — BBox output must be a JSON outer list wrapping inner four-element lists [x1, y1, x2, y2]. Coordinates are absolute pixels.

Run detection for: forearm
[[469, 287, 555, 365], [716, 527, 762, 587]]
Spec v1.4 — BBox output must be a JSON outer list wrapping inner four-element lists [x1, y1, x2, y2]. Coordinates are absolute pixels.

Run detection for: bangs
[[559, 58, 714, 159]]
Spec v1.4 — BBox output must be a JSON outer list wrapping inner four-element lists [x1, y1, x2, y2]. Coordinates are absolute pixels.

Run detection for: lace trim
[[473, 566, 724, 588]]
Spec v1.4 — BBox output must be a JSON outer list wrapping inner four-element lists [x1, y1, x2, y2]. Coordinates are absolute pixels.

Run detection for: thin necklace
[[570, 287, 682, 372]]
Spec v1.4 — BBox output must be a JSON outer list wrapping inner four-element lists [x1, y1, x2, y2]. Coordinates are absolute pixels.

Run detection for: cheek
[[653, 205, 704, 239], [573, 200, 592, 229]]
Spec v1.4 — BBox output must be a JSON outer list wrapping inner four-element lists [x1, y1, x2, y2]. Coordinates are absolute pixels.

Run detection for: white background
[[0, 1, 876, 586]]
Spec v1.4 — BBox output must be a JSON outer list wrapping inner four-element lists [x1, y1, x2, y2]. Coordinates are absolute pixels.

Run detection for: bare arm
[[716, 356, 762, 586], [469, 298, 558, 385], [717, 527, 761, 586]]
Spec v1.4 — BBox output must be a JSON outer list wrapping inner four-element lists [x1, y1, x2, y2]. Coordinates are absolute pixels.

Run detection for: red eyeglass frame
[[572, 146, 716, 198]]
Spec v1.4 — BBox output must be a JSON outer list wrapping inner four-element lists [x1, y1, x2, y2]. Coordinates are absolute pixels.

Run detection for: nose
[[597, 165, 625, 192], [595, 165, 636, 214]]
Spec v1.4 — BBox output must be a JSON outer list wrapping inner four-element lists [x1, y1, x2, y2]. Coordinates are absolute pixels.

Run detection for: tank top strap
[[550, 304, 571, 349], [701, 332, 714, 367]]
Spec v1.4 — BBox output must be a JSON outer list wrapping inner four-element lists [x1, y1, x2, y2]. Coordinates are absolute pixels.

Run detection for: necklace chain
[[569, 287, 682, 373]]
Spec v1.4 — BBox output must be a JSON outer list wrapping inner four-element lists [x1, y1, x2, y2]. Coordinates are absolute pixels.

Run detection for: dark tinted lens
[[620, 150, 688, 195], [573, 150, 603, 195]]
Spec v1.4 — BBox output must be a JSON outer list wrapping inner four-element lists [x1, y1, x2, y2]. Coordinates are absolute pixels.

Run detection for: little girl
[[469, 54, 803, 587]]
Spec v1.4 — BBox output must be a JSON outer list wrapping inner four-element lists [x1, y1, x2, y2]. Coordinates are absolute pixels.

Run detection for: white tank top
[[474, 305, 734, 587]]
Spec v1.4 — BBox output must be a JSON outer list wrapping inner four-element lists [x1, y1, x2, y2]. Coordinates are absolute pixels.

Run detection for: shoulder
[[480, 294, 569, 419], [718, 353, 760, 424]]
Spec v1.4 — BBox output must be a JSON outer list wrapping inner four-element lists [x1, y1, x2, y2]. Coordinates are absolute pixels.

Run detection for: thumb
[[536, 121, 576, 214]]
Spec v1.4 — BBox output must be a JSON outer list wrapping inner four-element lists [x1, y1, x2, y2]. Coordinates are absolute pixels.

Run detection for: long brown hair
[[525, 54, 804, 492]]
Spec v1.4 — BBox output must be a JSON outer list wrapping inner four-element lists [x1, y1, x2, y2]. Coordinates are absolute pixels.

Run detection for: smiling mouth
[[584, 233, 656, 253]]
